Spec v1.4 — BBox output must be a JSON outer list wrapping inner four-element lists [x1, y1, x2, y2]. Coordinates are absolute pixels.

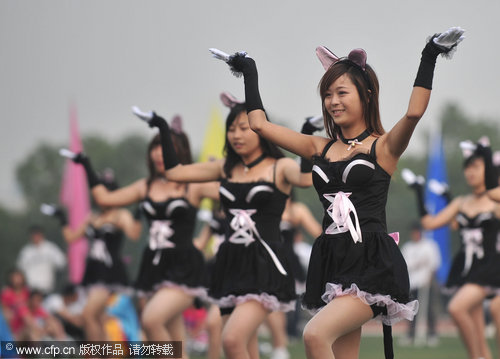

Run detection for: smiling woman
[[134, 92, 313, 359], [213, 26, 465, 359]]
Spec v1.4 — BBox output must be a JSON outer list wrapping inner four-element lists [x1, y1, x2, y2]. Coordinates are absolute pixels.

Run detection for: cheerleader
[[211, 26, 464, 359], [42, 172, 141, 341], [136, 92, 312, 358], [67, 116, 218, 358], [413, 140, 500, 359]]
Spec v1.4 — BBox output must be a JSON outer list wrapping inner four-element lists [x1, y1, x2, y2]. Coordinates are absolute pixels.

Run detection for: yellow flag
[[198, 106, 225, 162]]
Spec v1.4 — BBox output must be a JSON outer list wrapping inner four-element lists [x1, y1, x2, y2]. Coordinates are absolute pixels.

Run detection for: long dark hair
[[319, 61, 384, 140], [223, 103, 284, 178], [147, 131, 193, 186]]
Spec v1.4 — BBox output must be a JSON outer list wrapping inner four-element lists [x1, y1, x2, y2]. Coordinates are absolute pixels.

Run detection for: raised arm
[[378, 27, 465, 170], [60, 149, 145, 207], [40, 204, 88, 243], [210, 50, 328, 159], [132, 107, 224, 183]]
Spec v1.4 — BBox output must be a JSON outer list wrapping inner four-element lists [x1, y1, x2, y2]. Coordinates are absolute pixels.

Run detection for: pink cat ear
[[316, 46, 340, 70], [170, 115, 183, 135], [220, 92, 243, 108], [347, 48, 367, 71]]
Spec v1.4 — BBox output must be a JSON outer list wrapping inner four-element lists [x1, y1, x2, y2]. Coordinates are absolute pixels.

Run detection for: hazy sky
[[1, 0, 499, 209]]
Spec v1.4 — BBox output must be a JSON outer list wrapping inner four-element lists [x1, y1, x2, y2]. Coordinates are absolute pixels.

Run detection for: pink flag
[[60, 105, 90, 284]]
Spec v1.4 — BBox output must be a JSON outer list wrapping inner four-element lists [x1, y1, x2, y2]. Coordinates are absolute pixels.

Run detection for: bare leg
[[141, 287, 193, 342], [448, 284, 487, 359], [332, 327, 362, 359], [222, 300, 269, 359], [166, 313, 190, 359], [266, 311, 289, 358], [205, 305, 222, 359], [471, 303, 492, 359], [83, 287, 111, 341], [248, 330, 259, 359], [489, 296, 500, 355], [303, 295, 373, 359]]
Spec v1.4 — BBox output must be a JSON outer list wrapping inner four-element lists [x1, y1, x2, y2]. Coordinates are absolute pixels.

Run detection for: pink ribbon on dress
[[323, 191, 362, 243]]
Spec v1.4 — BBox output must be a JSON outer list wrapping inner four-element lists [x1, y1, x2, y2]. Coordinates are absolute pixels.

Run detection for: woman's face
[[324, 74, 363, 129], [150, 145, 165, 173], [464, 157, 485, 188], [227, 112, 261, 157]]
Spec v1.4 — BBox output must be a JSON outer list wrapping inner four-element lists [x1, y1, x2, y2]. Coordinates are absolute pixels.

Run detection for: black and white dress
[[209, 168, 296, 312], [302, 139, 418, 325], [134, 193, 206, 298], [81, 223, 129, 291], [445, 211, 500, 294]]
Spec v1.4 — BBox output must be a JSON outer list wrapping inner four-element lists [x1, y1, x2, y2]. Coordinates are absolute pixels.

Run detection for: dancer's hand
[[40, 203, 68, 226], [401, 168, 425, 188], [301, 116, 324, 134], [429, 26, 465, 59]]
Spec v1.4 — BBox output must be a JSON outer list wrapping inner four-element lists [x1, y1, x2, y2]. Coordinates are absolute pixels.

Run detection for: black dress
[[445, 211, 500, 294], [81, 223, 129, 291], [280, 220, 307, 288], [302, 139, 418, 325], [209, 172, 296, 312], [134, 194, 206, 298]]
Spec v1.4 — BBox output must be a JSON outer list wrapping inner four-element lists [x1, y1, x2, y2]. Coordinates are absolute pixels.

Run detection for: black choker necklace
[[338, 129, 371, 150], [243, 153, 267, 173]]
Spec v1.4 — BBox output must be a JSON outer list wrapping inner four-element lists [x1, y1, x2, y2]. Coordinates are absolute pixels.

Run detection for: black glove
[[132, 107, 179, 171], [414, 27, 465, 89], [40, 204, 68, 226], [402, 169, 428, 217], [228, 53, 264, 113], [73, 153, 100, 188]]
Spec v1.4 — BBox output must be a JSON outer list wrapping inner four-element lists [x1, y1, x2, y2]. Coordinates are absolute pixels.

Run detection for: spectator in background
[[401, 222, 441, 346], [1, 269, 30, 339], [43, 284, 86, 340], [17, 225, 66, 294], [26, 290, 67, 340]]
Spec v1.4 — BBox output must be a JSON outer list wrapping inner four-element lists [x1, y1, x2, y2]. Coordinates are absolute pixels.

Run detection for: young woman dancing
[[211, 26, 464, 359], [42, 173, 141, 341], [62, 116, 218, 358], [410, 140, 500, 359], [134, 92, 312, 359]]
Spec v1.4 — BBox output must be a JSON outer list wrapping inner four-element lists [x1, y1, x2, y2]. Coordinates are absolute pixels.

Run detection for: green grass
[[190, 335, 498, 359]]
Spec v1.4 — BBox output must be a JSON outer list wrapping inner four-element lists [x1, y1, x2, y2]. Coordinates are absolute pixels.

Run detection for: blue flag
[[425, 132, 450, 284]]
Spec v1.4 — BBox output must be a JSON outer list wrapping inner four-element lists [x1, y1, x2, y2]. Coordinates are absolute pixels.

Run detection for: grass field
[[190, 335, 499, 359]]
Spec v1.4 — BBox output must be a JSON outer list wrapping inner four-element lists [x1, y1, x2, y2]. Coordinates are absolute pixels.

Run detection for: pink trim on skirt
[[320, 282, 419, 325]]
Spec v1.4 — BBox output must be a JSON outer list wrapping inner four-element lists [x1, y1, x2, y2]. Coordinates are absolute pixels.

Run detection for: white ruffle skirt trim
[[319, 282, 419, 325]]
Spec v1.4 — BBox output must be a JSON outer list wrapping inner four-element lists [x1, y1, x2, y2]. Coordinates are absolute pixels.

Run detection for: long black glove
[[72, 153, 101, 188], [414, 27, 465, 89], [227, 53, 264, 113], [402, 168, 428, 217], [132, 107, 179, 170]]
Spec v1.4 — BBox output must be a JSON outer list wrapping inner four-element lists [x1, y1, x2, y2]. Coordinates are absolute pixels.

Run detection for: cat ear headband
[[220, 92, 243, 108], [316, 46, 367, 71], [170, 115, 183, 135], [459, 137, 490, 158]]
